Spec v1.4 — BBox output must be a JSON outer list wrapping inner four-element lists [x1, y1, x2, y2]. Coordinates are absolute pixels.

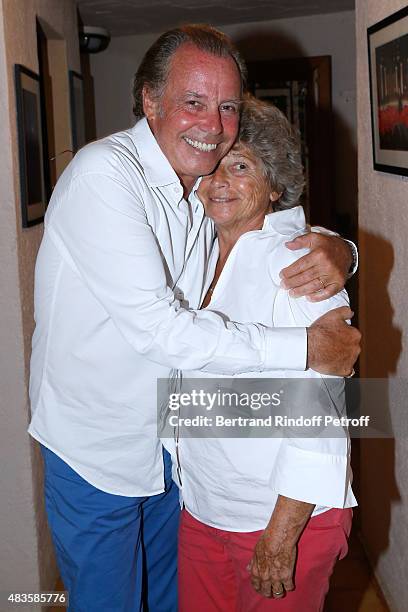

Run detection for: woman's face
[[197, 143, 277, 232]]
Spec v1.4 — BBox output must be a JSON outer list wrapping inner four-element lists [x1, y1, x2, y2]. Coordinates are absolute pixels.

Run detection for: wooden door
[[247, 57, 334, 228]]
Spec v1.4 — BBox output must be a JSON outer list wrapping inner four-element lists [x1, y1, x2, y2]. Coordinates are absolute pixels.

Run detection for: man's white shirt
[[165, 206, 357, 531], [28, 118, 307, 496]]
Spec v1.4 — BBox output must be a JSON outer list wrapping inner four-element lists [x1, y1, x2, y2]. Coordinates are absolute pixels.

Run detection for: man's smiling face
[[143, 43, 242, 195]]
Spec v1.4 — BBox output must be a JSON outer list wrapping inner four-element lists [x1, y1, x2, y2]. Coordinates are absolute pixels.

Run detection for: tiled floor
[[325, 530, 389, 612], [51, 530, 389, 611]]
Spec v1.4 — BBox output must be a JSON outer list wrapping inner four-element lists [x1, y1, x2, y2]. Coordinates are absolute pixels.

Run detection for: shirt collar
[[190, 177, 204, 213], [262, 206, 307, 236], [130, 118, 181, 188]]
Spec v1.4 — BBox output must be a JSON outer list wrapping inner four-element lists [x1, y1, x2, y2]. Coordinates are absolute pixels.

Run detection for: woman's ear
[[269, 191, 282, 203], [142, 86, 158, 122]]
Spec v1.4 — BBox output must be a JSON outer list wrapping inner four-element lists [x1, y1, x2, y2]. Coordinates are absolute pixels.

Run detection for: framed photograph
[[368, 6, 408, 176], [14, 64, 47, 227], [254, 87, 293, 122], [69, 70, 86, 152]]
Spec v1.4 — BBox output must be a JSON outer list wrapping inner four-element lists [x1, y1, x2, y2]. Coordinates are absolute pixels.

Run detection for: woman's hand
[[280, 232, 354, 301], [248, 495, 315, 599], [249, 528, 296, 599]]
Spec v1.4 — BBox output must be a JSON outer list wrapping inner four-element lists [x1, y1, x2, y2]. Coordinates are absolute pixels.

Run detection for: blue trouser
[[41, 445, 180, 612]]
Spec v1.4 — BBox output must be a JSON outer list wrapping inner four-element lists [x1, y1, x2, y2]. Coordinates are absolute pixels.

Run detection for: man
[[29, 24, 360, 612]]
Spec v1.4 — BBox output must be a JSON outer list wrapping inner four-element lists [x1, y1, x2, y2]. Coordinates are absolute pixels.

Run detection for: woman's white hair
[[238, 94, 305, 210]]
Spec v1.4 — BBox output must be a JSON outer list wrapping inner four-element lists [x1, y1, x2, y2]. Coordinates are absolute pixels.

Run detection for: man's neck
[[180, 177, 196, 200]]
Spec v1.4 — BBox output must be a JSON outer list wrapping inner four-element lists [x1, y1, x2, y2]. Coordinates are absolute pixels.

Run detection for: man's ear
[[142, 86, 158, 122]]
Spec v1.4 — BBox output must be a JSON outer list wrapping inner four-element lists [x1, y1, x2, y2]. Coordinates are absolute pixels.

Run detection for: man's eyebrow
[[184, 91, 205, 98], [184, 91, 242, 105]]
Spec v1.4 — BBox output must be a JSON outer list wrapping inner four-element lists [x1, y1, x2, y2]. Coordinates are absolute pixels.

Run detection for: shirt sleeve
[[271, 438, 353, 508], [270, 260, 353, 508], [47, 171, 307, 375]]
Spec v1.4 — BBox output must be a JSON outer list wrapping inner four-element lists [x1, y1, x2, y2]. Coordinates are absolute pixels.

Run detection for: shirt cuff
[[271, 444, 350, 508], [343, 239, 358, 277], [310, 225, 338, 237], [263, 327, 307, 371]]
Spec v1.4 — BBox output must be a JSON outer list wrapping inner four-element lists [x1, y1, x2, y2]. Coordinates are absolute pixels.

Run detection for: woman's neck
[[201, 213, 268, 309], [217, 215, 266, 261]]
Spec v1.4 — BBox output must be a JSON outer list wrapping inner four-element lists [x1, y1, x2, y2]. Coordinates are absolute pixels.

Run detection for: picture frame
[[368, 6, 408, 176], [254, 87, 293, 123], [69, 70, 86, 152], [14, 64, 47, 227]]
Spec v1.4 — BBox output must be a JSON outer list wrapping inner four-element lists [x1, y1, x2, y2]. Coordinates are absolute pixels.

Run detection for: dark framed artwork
[[247, 57, 333, 228], [69, 70, 86, 152], [255, 87, 293, 123], [14, 64, 47, 228], [368, 6, 408, 176]]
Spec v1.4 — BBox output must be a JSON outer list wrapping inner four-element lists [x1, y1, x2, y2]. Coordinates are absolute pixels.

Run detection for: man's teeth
[[184, 137, 217, 152]]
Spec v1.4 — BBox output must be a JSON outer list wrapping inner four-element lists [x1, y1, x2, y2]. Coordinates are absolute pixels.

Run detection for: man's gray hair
[[238, 94, 305, 210], [132, 24, 247, 120]]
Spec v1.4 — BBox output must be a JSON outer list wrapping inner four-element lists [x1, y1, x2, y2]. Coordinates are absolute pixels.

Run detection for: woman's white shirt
[[164, 206, 357, 532]]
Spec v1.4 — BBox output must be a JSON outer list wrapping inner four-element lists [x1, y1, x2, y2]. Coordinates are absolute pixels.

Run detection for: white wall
[[0, 0, 80, 597], [91, 10, 357, 224], [357, 1, 408, 610]]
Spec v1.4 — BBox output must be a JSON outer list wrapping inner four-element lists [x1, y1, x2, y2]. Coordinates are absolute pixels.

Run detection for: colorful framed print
[[368, 6, 408, 176]]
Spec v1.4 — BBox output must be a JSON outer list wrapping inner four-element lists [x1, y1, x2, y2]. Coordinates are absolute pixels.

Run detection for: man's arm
[[249, 495, 314, 599], [280, 232, 356, 301], [51, 171, 359, 376]]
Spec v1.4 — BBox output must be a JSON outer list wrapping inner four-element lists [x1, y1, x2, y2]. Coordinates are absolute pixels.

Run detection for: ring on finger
[[318, 277, 326, 290], [273, 589, 284, 596]]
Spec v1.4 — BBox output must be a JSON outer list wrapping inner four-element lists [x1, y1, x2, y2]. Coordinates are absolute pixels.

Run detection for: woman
[[168, 95, 357, 612]]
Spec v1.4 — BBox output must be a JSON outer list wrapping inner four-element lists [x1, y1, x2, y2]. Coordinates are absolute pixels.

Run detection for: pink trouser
[[179, 507, 352, 612]]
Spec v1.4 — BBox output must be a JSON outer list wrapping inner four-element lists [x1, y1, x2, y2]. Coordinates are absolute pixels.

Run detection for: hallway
[[326, 530, 389, 611]]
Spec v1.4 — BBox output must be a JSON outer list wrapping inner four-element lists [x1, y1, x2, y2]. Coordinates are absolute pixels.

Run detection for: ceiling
[[77, 0, 355, 37]]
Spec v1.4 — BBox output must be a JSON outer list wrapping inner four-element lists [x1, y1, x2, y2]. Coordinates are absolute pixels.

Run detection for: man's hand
[[280, 233, 353, 302], [248, 496, 314, 599], [307, 306, 361, 375]]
